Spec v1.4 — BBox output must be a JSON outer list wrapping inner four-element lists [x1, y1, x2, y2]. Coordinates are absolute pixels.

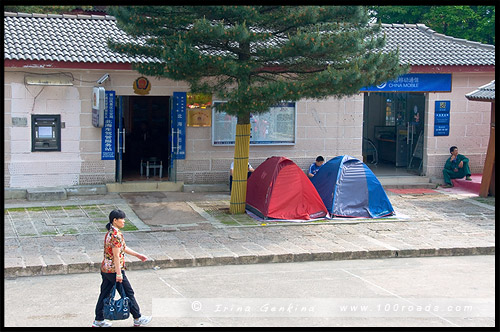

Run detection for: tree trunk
[[229, 114, 251, 214], [230, 40, 252, 215]]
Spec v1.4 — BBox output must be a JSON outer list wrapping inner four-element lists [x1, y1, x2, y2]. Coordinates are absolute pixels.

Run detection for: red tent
[[246, 156, 329, 220]]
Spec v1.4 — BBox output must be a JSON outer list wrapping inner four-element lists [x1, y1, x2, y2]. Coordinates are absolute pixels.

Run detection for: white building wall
[[6, 74, 84, 188], [177, 94, 363, 184], [424, 72, 493, 181], [4, 67, 493, 188]]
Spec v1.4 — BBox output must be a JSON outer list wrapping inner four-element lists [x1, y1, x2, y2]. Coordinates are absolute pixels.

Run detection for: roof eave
[[410, 65, 495, 73], [4, 59, 135, 70]]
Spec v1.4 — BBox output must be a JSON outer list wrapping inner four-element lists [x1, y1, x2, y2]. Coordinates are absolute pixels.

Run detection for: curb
[[5, 246, 495, 279]]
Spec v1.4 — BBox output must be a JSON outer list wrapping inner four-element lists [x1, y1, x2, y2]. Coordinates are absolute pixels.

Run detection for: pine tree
[[109, 6, 407, 213]]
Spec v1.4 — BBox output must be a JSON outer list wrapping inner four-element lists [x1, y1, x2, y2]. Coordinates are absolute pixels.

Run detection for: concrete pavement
[[4, 256, 495, 327], [4, 187, 495, 278]]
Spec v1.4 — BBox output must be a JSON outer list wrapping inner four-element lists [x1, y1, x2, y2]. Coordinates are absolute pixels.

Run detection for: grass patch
[[198, 202, 264, 226], [206, 207, 261, 226], [80, 205, 99, 209], [122, 223, 139, 231], [63, 205, 80, 210], [44, 206, 63, 211], [5, 208, 26, 212], [41, 231, 58, 235], [219, 220, 240, 226], [28, 207, 45, 212], [62, 228, 78, 234], [471, 196, 495, 206]]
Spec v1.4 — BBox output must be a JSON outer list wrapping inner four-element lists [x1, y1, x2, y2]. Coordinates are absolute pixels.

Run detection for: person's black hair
[[316, 156, 324, 162], [106, 209, 126, 231], [449, 146, 457, 154]]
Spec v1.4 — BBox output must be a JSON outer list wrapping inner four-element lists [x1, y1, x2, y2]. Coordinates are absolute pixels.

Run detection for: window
[[212, 102, 296, 146], [31, 115, 61, 151]]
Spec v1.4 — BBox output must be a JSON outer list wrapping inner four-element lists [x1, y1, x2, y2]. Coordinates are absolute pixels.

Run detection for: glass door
[[116, 96, 125, 183], [407, 93, 425, 173], [395, 93, 408, 167]]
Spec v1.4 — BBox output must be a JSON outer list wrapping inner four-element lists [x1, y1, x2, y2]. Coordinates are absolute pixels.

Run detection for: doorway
[[363, 92, 425, 176], [120, 96, 171, 181]]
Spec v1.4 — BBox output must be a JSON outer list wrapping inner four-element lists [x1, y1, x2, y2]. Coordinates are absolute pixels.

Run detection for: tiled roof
[[381, 23, 495, 66], [4, 12, 496, 67], [4, 12, 159, 64], [465, 80, 495, 101]]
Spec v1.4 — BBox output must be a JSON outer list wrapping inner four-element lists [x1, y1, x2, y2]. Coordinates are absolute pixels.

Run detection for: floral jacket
[[101, 225, 127, 273]]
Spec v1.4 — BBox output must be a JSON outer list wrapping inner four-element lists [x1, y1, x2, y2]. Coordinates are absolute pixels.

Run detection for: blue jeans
[[94, 270, 142, 320]]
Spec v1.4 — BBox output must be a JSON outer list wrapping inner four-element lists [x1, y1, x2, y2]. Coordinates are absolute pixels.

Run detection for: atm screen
[[38, 126, 53, 138]]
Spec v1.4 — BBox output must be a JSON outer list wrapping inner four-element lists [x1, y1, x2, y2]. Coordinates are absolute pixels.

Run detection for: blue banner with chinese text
[[360, 74, 452, 92], [434, 100, 450, 136], [172, 92, 186, 159], [101, 91, 115, 160]]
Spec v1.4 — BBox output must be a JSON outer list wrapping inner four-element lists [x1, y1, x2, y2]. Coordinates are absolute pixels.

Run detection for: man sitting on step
[[441, 146, 472, 188]]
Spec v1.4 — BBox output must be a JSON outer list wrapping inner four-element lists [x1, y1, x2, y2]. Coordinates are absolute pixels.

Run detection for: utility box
[[92, 86, 105, 128]]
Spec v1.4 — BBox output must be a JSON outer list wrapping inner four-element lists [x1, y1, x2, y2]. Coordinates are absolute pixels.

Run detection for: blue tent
[[311, 155, 395, 218]]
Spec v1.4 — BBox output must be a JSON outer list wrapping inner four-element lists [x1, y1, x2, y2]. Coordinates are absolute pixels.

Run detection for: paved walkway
[[4, 188, 495, 278]]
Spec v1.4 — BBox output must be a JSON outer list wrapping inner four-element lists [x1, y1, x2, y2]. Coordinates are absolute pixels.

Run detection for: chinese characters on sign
[[360, 74, 452, 92], [101, 91, 115, 160], [172, 92, 186, 159], [434, 101, 450, 136]]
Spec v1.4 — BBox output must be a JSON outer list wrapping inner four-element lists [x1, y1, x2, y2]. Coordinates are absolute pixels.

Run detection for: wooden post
[[479, 102, 495, 197]]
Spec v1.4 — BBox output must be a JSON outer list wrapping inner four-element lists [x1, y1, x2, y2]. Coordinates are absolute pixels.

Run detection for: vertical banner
[[172, 92, 186, 159], [101, 90, 116, 160], [434, 100, 450, 136]]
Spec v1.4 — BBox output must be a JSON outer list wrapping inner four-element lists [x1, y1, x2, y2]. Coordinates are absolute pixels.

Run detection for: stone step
[[452, 173, 482, 194], [378, 176, 436, 189], [26, 187, 67, 201], [11, 176, 437, 201], [183, 183, 229, 192], [106, 181, 184, 193]]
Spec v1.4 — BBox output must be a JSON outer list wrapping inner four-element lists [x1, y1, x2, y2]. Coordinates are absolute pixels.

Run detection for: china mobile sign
[[360, 74, 452, 92]]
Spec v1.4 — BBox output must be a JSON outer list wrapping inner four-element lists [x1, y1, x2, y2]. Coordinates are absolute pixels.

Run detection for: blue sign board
[[101, 91, 115, 160], [434, 111, 450, 124], [434, 125, 450, 136], [360, 74, 452, 92], [434, 100, 450, 136], [172, 92, 186, 159]]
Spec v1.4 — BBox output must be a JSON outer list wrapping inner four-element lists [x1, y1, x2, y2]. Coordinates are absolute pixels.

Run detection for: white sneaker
[[134, 315, 152, 327], [92, 320, 112, 327]]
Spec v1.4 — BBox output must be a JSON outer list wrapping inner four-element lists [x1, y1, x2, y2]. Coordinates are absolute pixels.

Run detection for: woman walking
[[93, 209, 152, 327]]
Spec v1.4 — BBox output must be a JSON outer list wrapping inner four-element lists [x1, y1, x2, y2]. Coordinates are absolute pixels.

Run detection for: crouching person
[[442, 146, 472, 188]]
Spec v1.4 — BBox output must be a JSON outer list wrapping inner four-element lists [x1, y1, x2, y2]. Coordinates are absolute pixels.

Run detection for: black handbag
[[103, 282, 130, 320]]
